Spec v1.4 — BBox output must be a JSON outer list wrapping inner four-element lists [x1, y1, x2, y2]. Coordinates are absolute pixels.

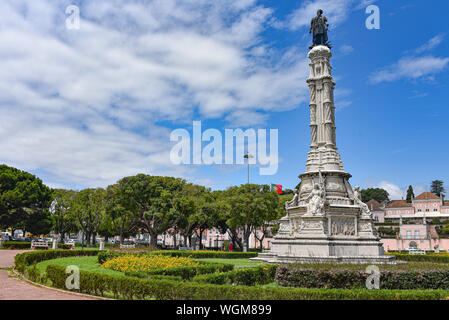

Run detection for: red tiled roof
[[386, 200, 413, 208], [415, 192, 440, 200], [365, 199, 382, 211]]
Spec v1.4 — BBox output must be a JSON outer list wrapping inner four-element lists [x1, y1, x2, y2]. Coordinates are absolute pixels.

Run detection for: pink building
[[368, 192, 449, 223]]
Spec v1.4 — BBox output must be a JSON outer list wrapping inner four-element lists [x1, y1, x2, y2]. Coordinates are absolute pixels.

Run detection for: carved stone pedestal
[[252, 45, 395, 265]]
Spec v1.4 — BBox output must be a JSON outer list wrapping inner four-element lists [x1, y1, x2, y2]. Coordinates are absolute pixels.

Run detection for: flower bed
[[102, 254, 199, 273], [98, 250, 258, 264]]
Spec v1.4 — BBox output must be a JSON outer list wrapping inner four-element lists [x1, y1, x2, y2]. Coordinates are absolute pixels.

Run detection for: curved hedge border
[[275, 264, 449, 290], [193, 265, 277, 286], [45, 264, 449, 300], [15, 249, 99, 273]]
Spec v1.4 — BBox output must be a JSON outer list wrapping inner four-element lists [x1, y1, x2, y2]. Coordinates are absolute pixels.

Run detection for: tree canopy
[[361, 188, 389, 203], [0, 164, 52, 234], [406, 186, 414, 203], [431, 180, 445, 197]]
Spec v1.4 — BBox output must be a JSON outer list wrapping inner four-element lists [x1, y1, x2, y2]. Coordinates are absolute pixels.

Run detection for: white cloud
[[0, 0, 315, 188], [339, 44, 354, 55], [377, 181, 405, 200], [371, 181, 428, 200], [369, 56, 449, 84], [370, 35, 449, 84], [415, 34, 444, 54]]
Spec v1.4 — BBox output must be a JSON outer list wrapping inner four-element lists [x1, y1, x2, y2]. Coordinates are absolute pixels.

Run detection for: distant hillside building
[[367, 192, 449, 251], [367, 192, 449, 223]]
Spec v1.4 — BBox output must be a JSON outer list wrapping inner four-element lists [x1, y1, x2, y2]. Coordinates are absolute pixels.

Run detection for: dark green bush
[[1, 241, 31, 249], [148, 250, 258, 259], [45, 264, 449, 300], [388, 253, 449, 263], [193, 265, 277, 286], [124, 261, 234, 280], [15, 249, 99, 273], [57, 243, 74, 250], [275, 264, 449, 290], [26, 265, 41, 282]]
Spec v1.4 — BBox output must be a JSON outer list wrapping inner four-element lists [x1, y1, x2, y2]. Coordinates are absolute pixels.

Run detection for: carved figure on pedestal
[[306, 175, 326, 215], [285, 188, 299, 209], [353, 186, 371, 217]]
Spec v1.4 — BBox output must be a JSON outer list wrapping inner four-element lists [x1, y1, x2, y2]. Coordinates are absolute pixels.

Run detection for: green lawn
[[196, 258, 261, 268], [35, 256, 124, 277]]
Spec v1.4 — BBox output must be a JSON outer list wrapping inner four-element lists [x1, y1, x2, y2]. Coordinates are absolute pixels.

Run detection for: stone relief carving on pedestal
[[331, 217, 355, 236]]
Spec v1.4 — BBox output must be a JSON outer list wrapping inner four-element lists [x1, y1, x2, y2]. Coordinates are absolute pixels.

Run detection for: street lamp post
[[244, 153, 253, 184]]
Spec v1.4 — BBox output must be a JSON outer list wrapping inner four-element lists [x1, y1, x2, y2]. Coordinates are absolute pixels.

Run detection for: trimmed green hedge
[[125, 261, 234, 280], [45, 264, 449, 300], [1, 241, 31, 249], [152, 250, 258, 259], [275, 264, 449, 290], [15, 249, 99, 273], [193, 265, 277, 286], [388, 253, 449, 263]]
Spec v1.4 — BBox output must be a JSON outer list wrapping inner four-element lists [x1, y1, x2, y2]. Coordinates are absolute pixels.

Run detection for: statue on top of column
[[309, 9, 330, 49]]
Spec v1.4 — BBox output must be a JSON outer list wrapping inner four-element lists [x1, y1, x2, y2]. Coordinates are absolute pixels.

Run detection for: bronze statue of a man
[[309, 9, 330, 49]]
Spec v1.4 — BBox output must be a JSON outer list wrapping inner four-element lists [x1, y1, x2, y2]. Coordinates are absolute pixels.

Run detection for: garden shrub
[[193, 265, 277, 286], [275, 264, 449, 290], [1, 241, 31, 249], [148, 250, 258, 259], [124, 261, 234, 280], [388, 253, 449, 263], [57, 243, 74, 250], [45, 264, 449, 300]]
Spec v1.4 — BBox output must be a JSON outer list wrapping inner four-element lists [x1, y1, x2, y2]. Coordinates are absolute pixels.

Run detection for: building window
[[388, 211, 392, 215], [414, 230, 420, 238], [406, 230, 412, 239], [418, 208, 422, 212]]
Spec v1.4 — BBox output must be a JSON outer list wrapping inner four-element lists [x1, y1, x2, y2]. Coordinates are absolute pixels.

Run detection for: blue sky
[[0, 0, 448, 199]]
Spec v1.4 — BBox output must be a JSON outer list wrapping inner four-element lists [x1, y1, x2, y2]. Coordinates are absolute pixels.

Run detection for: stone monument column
[[252, 10, 393, 264]]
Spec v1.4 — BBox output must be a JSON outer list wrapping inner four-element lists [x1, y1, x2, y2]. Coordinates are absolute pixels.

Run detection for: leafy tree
[[253, 193, 284, 249], [105, 183, 139, 244], [71, 188, 106, 247], [361, 188, 389, 203], [222, 184, 281, 252], [173, 183, 209, 248], [406, 186, 414, 203], [114, 174, 186, 247], [50, 189, 77, 241], [25, 209, 52, 235], [192, 193, 228, 249], [431, 180, 445, 197], [0, 164, 52, 236]]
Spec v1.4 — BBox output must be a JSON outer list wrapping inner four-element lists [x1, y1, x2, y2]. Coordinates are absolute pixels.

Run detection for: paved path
[[0, 250, 93, 300]]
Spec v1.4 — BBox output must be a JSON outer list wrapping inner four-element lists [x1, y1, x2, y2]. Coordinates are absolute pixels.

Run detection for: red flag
[[271, 184, 283, 194]]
